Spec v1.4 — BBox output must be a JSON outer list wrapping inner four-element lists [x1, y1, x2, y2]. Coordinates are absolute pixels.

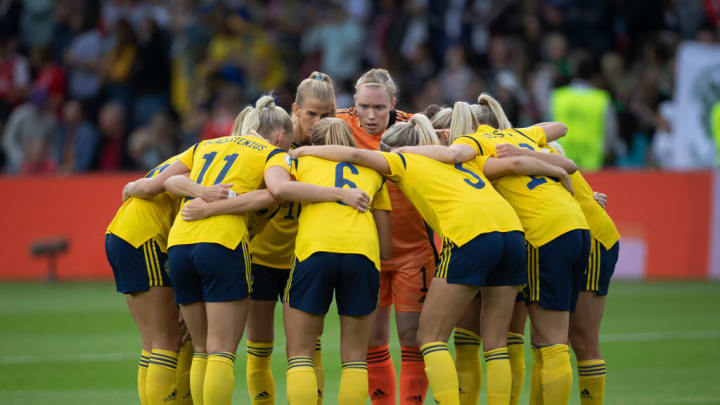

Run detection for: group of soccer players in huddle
[[105, 67, 620, 405]]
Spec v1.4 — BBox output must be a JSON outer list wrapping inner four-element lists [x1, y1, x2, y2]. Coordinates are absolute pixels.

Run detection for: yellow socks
[[138, 350, 150, 405], [484, 348, 511, 405], [539, 344, 572, 405], [507, 332, 525, 405], [578, 359, 606, 405], [204, 352, 236, 405], [313, 337, 324, 404], [147, 349, 178, 404], [247, 341, 275, 405], [191, 352, 208, 405], [176, 341, 193, 405], [529, 345, 543, 405], [453, 328, 482, 405], [339, 361, 369, 405], [421, 342, 460, 405], [287, 356, 317, 405]]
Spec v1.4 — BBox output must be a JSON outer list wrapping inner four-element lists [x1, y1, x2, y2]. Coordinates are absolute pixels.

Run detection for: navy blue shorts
[[105, 233, 170, 294], [284, 252, 380, 316], [168, 241, 251, 305], [524, 229, 591, 312], [581, 240, 619, 296], [250, 263, 290, 301], [436, 231, 527, 287]]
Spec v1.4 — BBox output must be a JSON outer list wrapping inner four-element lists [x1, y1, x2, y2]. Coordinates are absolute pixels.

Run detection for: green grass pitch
[[1, 281, 719, 404]]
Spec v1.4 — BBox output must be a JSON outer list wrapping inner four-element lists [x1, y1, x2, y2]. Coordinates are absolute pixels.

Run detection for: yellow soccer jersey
[[249, 201, 299, 269], [167, 135, 288, 250], [381, 152, 523, 247], [106, 155, 182, 252], [454, 125, 588, 247], [291, 156, 391, 270]]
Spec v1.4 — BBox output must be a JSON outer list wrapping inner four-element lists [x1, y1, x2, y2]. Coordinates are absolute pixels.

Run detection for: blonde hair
[[430, 107, 453, 130], [241, 95, 294, 140], [355, 68, 397, 100], [380, 114, 439, 151], [449, 101, 479, 142], [230, 106, 254, 136], [310, 118, 356, 147], [473, 93, 512, 130], [295, 71, 336, 111]]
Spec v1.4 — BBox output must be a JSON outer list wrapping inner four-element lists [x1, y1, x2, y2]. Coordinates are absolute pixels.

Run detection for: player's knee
[[569, 330, 599, 359], [397, 325, 419, 347]]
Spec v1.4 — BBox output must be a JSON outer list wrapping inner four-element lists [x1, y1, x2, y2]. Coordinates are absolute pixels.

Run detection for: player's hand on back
[[339, 188, 370, 212], [200, 183, 233, 202], [496, 143, 524, 158], [182, 198, 211, 221], [559, 173, 574, 196], [593, 192, 608, 208]]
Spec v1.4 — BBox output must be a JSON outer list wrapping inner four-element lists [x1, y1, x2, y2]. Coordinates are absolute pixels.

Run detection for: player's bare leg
[[339, 313, 374, 404], [527, 303, 572, 405], [284, 303, 324, 404], [570, 292, 607, 405], [129, 288, 181, 405], [417, 277, 478, 405]]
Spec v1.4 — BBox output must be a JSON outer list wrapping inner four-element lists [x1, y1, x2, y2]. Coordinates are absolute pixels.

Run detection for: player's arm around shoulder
[[181, 189, 277, 221], [394, 143, 476, 164], [122, 160, 190, 201]]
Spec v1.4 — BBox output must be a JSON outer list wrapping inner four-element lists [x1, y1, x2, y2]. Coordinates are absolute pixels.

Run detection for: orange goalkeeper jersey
[[337, 107, 434, 271]]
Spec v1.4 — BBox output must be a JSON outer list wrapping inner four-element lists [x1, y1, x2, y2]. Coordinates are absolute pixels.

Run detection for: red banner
[[0, 171, 715, 280]]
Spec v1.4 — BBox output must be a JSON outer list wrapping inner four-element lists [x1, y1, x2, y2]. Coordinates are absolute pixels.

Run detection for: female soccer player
[[107, 155, 232, 405], [398, 94, 589, 405], [496, 141, 620, 405], [291, 114, 574, 405], [243, 72, 336, 405], [265, 117, 392, 405], [338, 68, 434, 405], [161, 96, 368, 405]]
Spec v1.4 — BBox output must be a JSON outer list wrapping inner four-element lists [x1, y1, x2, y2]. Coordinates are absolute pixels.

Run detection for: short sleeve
[[474, 154, 491, 173], [453, 134, 495, 157], [380, 152, 407, 182], [265, 149, 290, 173], [516, 126, 547, 147], [177, 144, 197, 169], [371, 181, 392, 211]]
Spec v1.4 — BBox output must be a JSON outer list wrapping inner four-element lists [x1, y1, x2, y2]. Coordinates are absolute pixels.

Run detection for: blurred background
[[0, 1, 719, 404]]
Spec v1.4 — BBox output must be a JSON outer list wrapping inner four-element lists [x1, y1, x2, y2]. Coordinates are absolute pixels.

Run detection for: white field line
[[1, 330, 719, 365]]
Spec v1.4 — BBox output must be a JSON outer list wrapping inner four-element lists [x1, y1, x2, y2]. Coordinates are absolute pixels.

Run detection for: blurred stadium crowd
[[0, 0, 717, 174]]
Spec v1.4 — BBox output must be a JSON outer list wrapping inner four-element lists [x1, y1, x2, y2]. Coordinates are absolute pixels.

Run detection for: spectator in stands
[[20, 135, 55, 174], [29, 45, 66, 119], [438, 44, 476, 104], [2, 88, 56, 173], [64, 13, 103, 121], [96, 102, 126, 171], [132, 17, 170, 127], [0, 34, 31, 125], [102, 18, 137, 115], [53, 100, 98, 173], [127, 110, 175, 171], [19, 0, 54, 48], [301, 4, 364, 83]]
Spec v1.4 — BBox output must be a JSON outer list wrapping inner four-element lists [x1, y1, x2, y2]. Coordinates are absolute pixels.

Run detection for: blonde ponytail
[[310, 118, 356, 147], [295, 71, 336, 111], [230, 106, 254, 136], [474, 93, 512, 130], [380, 113, 440, 151], [241, 94, 294, 141], [429, 107, 452, 130], [449, 101, 479, 142]]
